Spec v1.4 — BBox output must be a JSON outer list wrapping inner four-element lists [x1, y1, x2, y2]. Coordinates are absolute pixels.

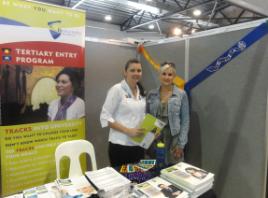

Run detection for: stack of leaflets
[[133, 176, 189, 198], [131, 114, 166, 149], [160, 162, 214, 198], [4, 194, 23, 198], [22, 183, 61, 198], [5, 194, 23, 198], [55, 176, 97, 198], [85, 167, 131, 198]]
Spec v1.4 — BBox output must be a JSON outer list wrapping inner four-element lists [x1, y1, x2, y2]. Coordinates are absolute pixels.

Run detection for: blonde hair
[[159, 63, 176, 74]]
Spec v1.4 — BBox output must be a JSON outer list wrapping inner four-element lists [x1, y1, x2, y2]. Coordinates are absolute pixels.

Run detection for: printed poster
[[0, 0, 86, 196]]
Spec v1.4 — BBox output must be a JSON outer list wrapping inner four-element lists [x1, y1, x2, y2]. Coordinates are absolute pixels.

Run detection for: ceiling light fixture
[[104, 15, 112, 21], [191, 29, 197, 34], [173, 27, 182, 36], [148, 24, 155, 30], [193, 9, 202, 16]]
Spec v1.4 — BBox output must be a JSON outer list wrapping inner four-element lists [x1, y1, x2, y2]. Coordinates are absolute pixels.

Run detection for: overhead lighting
[[173, 27, 182, 36], [193, 9, 202, 16], [148, 24, 155, 30], [104, 15, 112, 21], [191, 29, 197, 34], [146, 0, 153, 1]]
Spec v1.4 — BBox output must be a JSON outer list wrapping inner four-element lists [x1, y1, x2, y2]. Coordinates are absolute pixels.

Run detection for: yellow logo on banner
[[48, 20, 62, 39]]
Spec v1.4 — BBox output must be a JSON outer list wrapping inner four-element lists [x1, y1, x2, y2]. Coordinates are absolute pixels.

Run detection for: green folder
[[131, 114, 166, 144]]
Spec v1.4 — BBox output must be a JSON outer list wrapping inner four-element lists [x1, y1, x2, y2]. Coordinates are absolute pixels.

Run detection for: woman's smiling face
[[56, 74, 73, 97], [124, 62, 142, 85], [160, 66, 175, 86]]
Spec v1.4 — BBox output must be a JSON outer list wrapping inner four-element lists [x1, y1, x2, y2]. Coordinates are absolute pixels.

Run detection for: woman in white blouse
[[100, 59, 146, 167]]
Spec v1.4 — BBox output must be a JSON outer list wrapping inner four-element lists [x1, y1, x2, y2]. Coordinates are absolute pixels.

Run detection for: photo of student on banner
[[0, 64, 85, 125], [48, 68, 85, 121]]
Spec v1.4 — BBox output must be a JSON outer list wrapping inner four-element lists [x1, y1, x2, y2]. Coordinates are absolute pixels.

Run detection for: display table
[[117, 165, 217, 198], [5, 164, 217, 198], [5, 190, 216, 198]]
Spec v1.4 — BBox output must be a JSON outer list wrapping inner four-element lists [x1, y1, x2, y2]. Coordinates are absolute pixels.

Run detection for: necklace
[[160, 89, 172, 103]]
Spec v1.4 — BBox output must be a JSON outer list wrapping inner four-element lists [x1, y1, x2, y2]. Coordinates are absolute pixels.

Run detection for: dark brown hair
[[124, 58, 141, 71], [56, 68, 80, 95], [124, 58, 145, 97]]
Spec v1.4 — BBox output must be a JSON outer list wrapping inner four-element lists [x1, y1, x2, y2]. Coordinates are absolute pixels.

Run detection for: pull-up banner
[[0, 0, 86, 196], [185, 21, 268, 92]]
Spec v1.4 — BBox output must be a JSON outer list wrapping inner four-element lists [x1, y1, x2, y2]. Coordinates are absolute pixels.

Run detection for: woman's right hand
[[108, 121, 145, 137], [126, 128, 145, 137]]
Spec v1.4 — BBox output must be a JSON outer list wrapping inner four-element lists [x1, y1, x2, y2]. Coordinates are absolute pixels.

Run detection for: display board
[[189, 27, 268, 198], [0, 0, 86, 196], [85, 42, 137, 168], [141, 23, 268, 198]]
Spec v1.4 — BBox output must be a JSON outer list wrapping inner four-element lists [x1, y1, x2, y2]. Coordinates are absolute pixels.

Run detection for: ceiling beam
[[219, 10, 233, 24], [184, 0, 191, 9], [121, 0, 215, 31], [233, 9, 246, 24], [173, 0, 183, 9], [226, 0, 268, 16]]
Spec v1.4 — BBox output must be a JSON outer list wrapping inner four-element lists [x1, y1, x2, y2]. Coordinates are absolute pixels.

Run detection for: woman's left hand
[[172, 146, 184, 159]]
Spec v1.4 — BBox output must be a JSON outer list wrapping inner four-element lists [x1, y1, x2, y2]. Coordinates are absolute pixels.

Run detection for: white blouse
[[48, 97, 85, 120], [100, 80, 146, 146]]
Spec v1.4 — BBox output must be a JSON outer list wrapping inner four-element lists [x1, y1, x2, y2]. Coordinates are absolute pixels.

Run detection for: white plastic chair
[[55, 139, 97, 178]]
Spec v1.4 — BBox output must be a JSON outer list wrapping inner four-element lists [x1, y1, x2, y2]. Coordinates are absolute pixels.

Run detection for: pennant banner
[[137, 45, 185, 89], [185, 21, 268, 92]]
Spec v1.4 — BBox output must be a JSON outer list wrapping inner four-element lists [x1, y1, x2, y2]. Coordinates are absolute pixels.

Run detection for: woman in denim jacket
[[146, 62, 189, 165]]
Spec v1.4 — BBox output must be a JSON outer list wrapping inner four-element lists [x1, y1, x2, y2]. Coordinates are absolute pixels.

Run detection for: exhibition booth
[[0, 0, 267, 198]]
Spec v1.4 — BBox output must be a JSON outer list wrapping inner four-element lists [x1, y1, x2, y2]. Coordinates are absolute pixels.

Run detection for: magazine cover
[[135, 176, 189, 198], [160, 162, 214, 189]]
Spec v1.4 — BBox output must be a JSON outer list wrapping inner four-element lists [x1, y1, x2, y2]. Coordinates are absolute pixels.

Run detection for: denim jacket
[[146, 86, 190, 148]]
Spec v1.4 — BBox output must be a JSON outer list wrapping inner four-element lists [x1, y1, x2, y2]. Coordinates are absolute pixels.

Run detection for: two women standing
[[100, 59, 189, 167]]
